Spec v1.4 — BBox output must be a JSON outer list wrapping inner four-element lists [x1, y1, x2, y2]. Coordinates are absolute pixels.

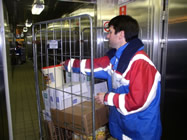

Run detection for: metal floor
[[10, 61, 40, 140]]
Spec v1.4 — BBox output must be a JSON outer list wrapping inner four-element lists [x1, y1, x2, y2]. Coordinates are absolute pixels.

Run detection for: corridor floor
[[10, 61, 40, 140]]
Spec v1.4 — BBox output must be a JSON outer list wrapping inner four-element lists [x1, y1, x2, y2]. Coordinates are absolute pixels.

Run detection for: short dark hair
[[108, 15, 139, 42]]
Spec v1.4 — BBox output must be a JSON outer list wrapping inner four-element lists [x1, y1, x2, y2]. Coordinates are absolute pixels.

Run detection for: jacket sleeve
[[104, 54, 161, 115], [64, 56, 111, 79]]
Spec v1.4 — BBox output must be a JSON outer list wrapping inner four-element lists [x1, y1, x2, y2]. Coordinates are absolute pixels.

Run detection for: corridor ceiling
[[4, 0, 96, 29]]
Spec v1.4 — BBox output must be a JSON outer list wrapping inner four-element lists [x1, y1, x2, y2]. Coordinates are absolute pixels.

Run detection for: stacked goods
[[41, 65, 109, 139], [48, 82, 89, 110], [42, 82, 90, 121], [44, 120, 73, 140], [44, 121, 109, 140], [42, 65, 64, 88], [65, 72, 90, 83], [51, 101, 109, 136], [42, 90, 51, 121], [72, 126, 108, 140]]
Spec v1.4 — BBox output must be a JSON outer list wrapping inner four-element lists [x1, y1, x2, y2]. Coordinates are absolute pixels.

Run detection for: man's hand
[[60, 61, 66, 70], [95, 92, 105, 104]]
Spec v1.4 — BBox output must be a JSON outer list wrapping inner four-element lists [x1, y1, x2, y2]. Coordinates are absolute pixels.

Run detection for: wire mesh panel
[[32, 15, 109, 140]]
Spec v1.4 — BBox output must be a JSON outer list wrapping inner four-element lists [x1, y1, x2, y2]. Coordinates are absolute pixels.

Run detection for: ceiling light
[[23, 27, 28, 32], [25, 19, 32, 27], [25, 22, 32, 27], [31, 0, 45, 15]]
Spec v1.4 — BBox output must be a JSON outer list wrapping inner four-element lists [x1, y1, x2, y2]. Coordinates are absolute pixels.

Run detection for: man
[[63, 15, 162, 140]]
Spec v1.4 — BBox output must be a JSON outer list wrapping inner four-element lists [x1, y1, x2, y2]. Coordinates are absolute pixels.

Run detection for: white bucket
[[42, 64, 64, 88]]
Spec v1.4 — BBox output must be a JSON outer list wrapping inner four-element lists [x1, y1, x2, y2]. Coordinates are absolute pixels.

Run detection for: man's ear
[[119, 30, 125, 39]]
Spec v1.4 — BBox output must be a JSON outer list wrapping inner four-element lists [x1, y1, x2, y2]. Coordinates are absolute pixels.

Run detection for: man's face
[[107, 26, 121, 49]]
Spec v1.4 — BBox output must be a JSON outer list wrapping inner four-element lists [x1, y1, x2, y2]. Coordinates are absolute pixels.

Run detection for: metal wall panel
[[0, 0, 13, 139], [96, 0, 163, 70], [123, 0, 163, 71], [161, 0, 187, 139], [96, 0, 119, 57], [0, 0, 9, 139], [166, 0, 187, 84]]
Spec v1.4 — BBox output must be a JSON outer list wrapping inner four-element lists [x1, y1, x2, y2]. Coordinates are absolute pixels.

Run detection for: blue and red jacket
[[64, 38, 162, 140]]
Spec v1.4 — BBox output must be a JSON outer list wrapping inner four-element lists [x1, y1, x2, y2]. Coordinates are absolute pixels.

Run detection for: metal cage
[[32, 14, 104, 140]]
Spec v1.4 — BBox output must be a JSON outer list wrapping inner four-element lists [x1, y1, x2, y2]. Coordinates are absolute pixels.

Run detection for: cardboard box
[[66, 72, 90, 83], [51, 101, 109, 136], [87, 81, 108, 96], [56, 92, 90, 110], [94, 82, 108, 95], [42, 90, 51, 111], [42, 65, 64, 88], [48, 82, 89, 110], [43, 110, 51, 121], [42, 90, 52, 121]]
